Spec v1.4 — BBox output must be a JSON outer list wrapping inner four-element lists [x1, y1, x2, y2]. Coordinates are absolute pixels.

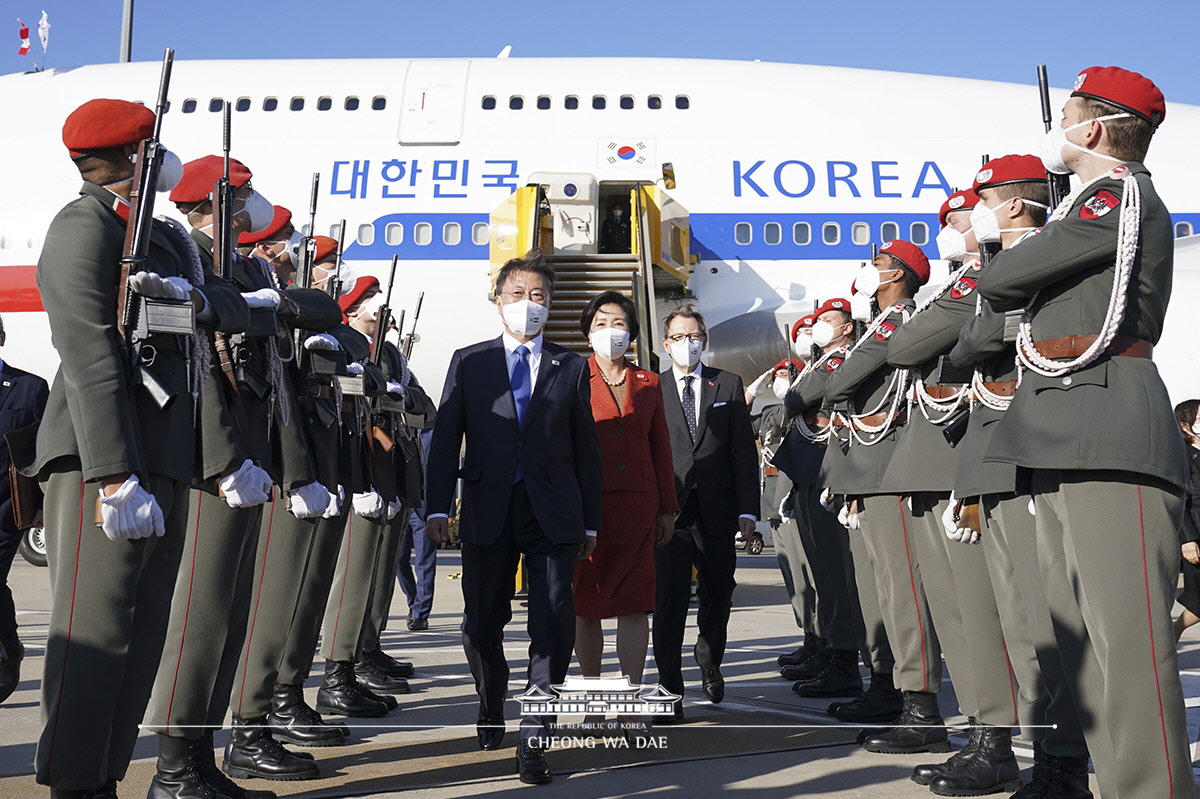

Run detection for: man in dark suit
[[425, 251, 602, 785], [655, 305, 758, 720], [0, 314, 49, 705]]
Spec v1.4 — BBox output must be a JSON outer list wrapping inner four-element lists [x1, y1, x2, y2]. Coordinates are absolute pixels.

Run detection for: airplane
[[2, 56, 1198, 404]]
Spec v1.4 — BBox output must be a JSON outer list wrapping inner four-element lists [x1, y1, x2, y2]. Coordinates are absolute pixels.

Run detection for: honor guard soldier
[[950, 160, 1101, 798], [783, 300, 897, 705], [22, 98, 210, 799], [822, 241, 949, 753], [883, 184, 1026, 795], [977, 67, 1191, 799]]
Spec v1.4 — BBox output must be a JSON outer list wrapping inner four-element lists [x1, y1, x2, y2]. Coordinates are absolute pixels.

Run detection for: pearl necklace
[[601, 368, 628, 387]]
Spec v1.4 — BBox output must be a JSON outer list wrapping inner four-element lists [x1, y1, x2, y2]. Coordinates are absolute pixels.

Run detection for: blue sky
[[6, 0, 1199, 105]]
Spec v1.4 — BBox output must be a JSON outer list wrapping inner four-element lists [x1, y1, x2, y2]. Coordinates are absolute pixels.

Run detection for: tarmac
[[2, 534, 1199, 798]]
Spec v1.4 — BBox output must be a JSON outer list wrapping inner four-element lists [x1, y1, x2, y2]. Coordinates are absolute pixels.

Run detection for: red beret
[[973, 155, 1046, 193], [239, 206, 292, 245], [338, 276, 380, 313], [313, 236, 338, 263], [62, 98, 156, 158], [938, 188, 980, 227], [815, 297, 851, 318], [1071, 66, 1165, 127], [169, 155, 253, 203], [878, 239, 930, 286], [791, 316, 814, 341], [773, 358, 803, 373]]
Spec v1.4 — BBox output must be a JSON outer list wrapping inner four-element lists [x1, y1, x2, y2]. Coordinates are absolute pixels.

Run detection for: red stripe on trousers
[[44, 478, 87, 771], [1138, 485, 1174, 797], [898, 497, 930, 693]]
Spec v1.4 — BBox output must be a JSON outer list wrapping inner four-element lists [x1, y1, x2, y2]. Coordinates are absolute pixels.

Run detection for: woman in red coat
[[574, 291, 678, 689]]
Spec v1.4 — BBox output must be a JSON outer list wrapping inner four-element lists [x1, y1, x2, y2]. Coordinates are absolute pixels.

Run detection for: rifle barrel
[[1037, 64, 1055, 131]]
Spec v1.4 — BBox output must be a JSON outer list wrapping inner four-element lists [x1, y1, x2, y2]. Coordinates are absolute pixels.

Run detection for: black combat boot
[[357, 680, 399, 710], [91, 782, 118, 799], [861, 690, 951, 754], [366, 647, 414, 678], [913, 718, 979, 785], [315, 661, 389, 717], [777, 634, 822, 668], [781, 644, 831, 682], [354, 658, 412, 694], [830, 670, 904, 722], [222, 717, 319, 781], [50, 791, 94, 799], [792, 649, 863, 697], [195, 730, 277, 799], [1012, 743, 1093, 799], [147, 734, 218, 799], [268, 682, 348, 747], [930, 724, 1022, 796]]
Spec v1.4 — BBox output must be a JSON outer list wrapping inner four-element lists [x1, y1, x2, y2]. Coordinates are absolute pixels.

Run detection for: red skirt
[[573, 490, 659, 619]]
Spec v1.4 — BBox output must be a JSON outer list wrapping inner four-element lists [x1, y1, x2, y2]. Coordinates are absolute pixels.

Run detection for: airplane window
[[372, 96, 387, 110], [509, 96, 524, 110], [734, 222, 752, 245], [675, 95, 690, 109], [537, 96, 551, 110], [345, 96, 360, 111], [592, 95, 606, 110], [443, 222, 461, 246], [235, 97, 251, 112], [414, 222, 432, 246], [299, 224, 311, 237], [329, 223, 342, 240], [290, 97, 305, 111], [209, 98, 225, 112], [910, 221, 929, 245], [764, 222, 782, 245], [317, 96, 333, 111], [822, 222, 840, 245], [472, 222, 489, 245], [357, 224, 375, 246], [1176, 221, 1193, 238], [793, 222, 811, 245], [385, 223, 403, 245], [881, 221, 899, 241], [262, 97, 278, 112], [620, 95, 634, 110], [851, 222, 870, 246], [648, 95, 662, 109], [564, 95, 579, 110], [481, 95, 496, 110], [182, 99, 198, 113]]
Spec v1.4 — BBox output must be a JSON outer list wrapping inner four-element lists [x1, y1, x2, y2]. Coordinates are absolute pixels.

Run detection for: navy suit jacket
[[426, 336, 602, 546], [0, 361, 50, 532]]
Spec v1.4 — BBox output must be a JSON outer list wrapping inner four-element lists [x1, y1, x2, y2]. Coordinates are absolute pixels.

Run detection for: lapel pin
[[551, 359, 560, 366]]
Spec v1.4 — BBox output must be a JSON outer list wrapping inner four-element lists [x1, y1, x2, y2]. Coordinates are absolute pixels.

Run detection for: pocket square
[[712, 401, 728, 408]]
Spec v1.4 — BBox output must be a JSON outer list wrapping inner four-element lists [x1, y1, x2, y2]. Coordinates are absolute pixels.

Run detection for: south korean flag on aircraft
[[597, 139, 655, 168]]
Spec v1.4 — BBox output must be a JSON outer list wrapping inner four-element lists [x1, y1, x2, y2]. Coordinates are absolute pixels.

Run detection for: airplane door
[[488, 185, 552, 292], [398, 60, 470, 145], [629, 184, 691, 368]]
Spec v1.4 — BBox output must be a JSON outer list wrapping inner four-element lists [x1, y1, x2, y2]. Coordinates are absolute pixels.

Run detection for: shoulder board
[[1109, 165, 1129, 177], [968, 258, 983, 271], [1080, 189, 1121, 220], [891, 302, 906, 312]]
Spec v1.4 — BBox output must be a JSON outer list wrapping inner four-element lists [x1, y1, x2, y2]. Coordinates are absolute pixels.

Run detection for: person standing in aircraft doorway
[[600, 202, 631, 253]]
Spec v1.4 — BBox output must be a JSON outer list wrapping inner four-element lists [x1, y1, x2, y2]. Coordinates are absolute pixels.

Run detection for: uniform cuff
[[739, 514, 757, 521], [586, 530, 597, 537], [427, 512, 449, 521]]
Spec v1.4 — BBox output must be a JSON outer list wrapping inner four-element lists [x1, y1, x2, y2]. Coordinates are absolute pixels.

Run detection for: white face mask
[[771, 377, 790, 400], [156, 149, 183, 193], [850, 293, 873, 322], [854, 264, 899, 298], [970, 199, 1049, 244], [355, 293, 385, 321], [1040, 112, 1133, 175], [811, 320, 840, 348], [667, 338, 704, 369], [793, 331, 813, 356], [612, 209, 623, 218], [936, 226, 970, 261], [501, 298, 549, 337], [240, 190, 275, 233], [589, 326, 630, 361]]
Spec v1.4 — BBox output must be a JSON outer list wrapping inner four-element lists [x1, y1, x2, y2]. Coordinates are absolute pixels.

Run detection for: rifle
[[1037, 65, 1073, 209], [327, 219, 347, 299], [211, 103, 235, 283], [295, 172, 320, 291], [368, 256, 402, 452], [401, 291, 424, 359]]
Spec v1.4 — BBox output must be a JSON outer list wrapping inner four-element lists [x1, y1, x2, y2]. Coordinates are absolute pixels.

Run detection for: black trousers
[[653, 493, 737, 696], [0, 523, 23, 661], [460, 481, 576, 741]]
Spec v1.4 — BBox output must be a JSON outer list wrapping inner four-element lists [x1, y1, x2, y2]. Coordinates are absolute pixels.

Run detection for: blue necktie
[[511, 345, 531, 482], [682, 375, 698, 442]]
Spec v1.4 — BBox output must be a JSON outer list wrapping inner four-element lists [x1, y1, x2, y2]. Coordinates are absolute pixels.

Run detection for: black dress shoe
[[223, 717, 319, 782], [366, 648, 415, 678], [477, 713, 506, 750], [196, 731, 277, 799], [0, 656, 21, 705], [929, 724, 1021, 796], [354, 659, 412, 695], [701, 668, 724, 704], [91, 781, 118, 799], [315, 661, 389, 717], [268, 683, 348, 747], [406, 616, 429, 631], [652, 703, 685, 725], [516, 740, 553, 785], [861, 691, 950, 755]]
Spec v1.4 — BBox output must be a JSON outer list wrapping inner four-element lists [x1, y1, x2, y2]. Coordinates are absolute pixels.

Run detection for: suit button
[[1062, 376, 1073, 386], [617, 463, 626, 472], [517, 442, 524, 448], [616, 428, 625, 436]]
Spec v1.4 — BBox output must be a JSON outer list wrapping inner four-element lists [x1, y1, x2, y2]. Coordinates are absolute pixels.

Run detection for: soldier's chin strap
[[1015, 168, 1142, 377]]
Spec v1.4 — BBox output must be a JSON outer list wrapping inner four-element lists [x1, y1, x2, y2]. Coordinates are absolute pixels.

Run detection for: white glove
[[323, 485, 346, 519], [387, 498, 403, 520], [1028, 497, 1037, 516], [129, 270, 191, 301], [747, 368, 774, 398], [288, 481, 329, 519], [353, 487, 386, 519], [219, 460, 273, 508], [942, 494, 980, 545], [386, 380, 407, 397], [304, 333, 341, 351], [819, 487, 836, 512], [906, 495, 913, 512], [837, 502, 861, 530], [240, 288, 281, 310], [346, 361, 365, 376], [98, 474, 165, 541], [778, 492, 794, 521]]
